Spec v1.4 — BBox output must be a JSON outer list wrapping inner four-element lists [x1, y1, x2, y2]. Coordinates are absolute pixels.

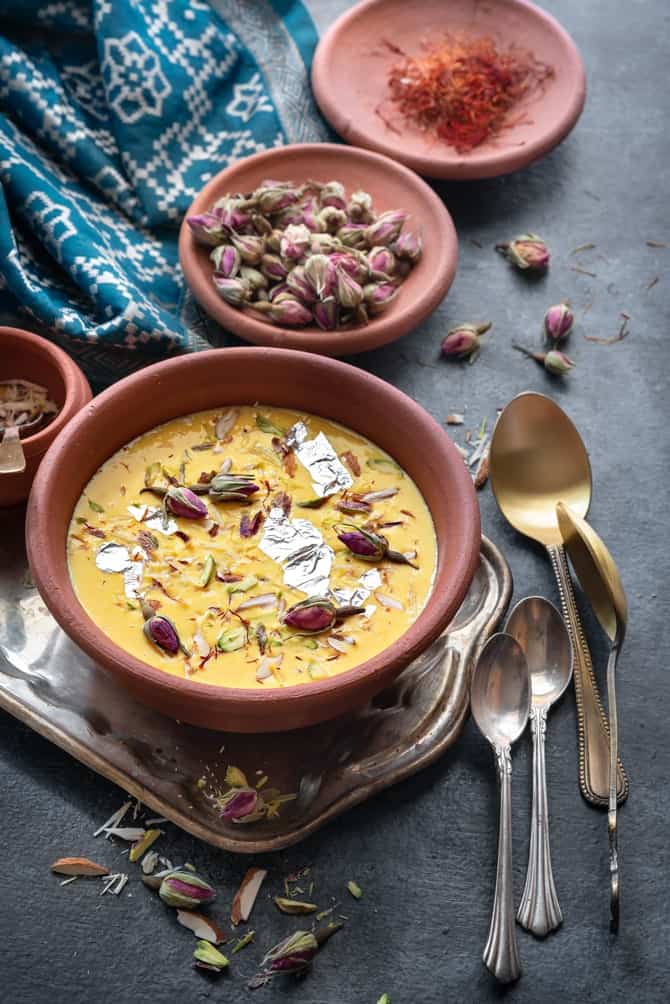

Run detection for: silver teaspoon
[[471, 633, 530, 983], [506, 597, 573, 937]]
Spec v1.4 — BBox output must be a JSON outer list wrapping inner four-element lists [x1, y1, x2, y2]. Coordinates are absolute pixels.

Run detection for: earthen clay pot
[[179, 143, 458, 356], [26, 348, 479, 732], [312, 0, 586, 181], [0, 327, 91, 507]]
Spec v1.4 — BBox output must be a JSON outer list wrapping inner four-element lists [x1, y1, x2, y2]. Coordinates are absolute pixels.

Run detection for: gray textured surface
[[1, 1, 669, 1001]]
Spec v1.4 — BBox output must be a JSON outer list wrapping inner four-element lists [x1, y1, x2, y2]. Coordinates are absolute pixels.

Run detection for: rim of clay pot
[[0, 327, 91, 458], [26, 349, 480, 723], [178, 143, 458, 356]]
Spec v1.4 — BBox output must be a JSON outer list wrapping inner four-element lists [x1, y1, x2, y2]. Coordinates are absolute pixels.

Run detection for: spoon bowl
[[556, 502, 627, 643], [490, 391, 591, 546], [506, 596, 573, 706], [471, 633, 530, 747]]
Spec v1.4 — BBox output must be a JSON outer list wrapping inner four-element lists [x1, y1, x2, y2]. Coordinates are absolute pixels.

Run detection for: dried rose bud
[[260, 253, 289, 283], [364, 210, 407, 247], [284, 597, 338, 633], [543, 303, 574, 343], [337, 525, 415, 566], [314, 297, 338, 330], [271, 290, 299, 305], [274, 205, 306, 229], [393, 231, 422, 262], [335, 267, 363, 309], [210, 244, 241, 279], [268, 282, 290, 302], [441, 322, 491, 360], [304, 253, 335, 298], [337, 223, 368, 249], [250, 212, 273, 236], [231, 233, 265, 266], [338, 527, 388, 560], [218, 207, 250, 230], [186, 212, 225, 246], [220, 787, 258, 821], [166, 486, 208, 519], [544, 349, 575, 375], [255, 185, 299, 214], [330, 251, 369, 284], [209, 474, 259, 502], [513, 344, 575, 375], [302, 195, 326, 233], [265, 298, 313, 327], [347, 189, 374, 222], [310, 233, 340, 254], [363, 281, 399, 316], [143, 615, 180, 655], [263, 931, 319, 974], [286, 265, 317, 304], [319, 180, 347, 210], [213, 275, 250, 307], [266, 229, 283, 254], [280, 223, 311, 261], [367, 245, 396, 277], [319, 206, 348, 234], [496, 232, 550, 271], [239, 266, 267, 293], [159, 870, 216, 909]]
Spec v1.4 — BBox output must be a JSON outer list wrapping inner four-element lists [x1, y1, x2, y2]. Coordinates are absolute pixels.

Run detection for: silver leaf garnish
[[258, 507, 333, 597], [331, 567, 381, 611], [95, 542, 131, 573], [127, 505, 177, 536], [284, 421, 309, 449], [287, 424, 353, 498]]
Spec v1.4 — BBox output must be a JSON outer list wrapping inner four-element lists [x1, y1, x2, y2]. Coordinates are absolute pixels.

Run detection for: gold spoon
[[489, 391, 628, 808], [556, 501, 627, 932]]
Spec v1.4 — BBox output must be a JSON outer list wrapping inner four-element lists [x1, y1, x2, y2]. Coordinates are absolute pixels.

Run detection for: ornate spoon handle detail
[[547, 544, 628, 807], [608, 641, 621, 932], [517, 706, 562, 936], [484, 745, 521, 983]]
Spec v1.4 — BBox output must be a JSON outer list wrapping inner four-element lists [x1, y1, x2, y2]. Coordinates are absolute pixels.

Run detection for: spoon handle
[[517, 707, 562, 936], [608, 642, 621, 932], [0, 425, 26, 475], [547, 544, 629, 807], [484, 745, 521, 983]]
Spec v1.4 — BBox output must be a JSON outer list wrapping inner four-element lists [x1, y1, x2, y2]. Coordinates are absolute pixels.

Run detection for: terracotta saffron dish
[[0, 327, 91, 507], [311, 0, 586, 180], [26, 348, 480, 732], [178, 143, 458, 356]]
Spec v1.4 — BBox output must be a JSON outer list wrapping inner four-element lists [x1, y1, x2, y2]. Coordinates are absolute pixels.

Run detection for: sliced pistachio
[[198, 554, 216, 588]]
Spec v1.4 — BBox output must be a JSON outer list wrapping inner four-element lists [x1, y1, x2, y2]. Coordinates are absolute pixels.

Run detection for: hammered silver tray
[[0, 504, 510, 853]]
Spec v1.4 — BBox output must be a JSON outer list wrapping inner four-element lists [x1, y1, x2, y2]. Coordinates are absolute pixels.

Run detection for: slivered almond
[[51, 857, 109, 877], [176, 909, 227, 944], [231, 867, 267, 926]]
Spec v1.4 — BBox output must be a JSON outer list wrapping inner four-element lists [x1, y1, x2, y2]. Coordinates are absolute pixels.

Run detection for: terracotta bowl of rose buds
[[26, 348, 480, 733], [179, 143, 458, 356]]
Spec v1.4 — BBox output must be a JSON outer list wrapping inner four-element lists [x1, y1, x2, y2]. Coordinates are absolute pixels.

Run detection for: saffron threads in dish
[[384, 34, 554, 152]]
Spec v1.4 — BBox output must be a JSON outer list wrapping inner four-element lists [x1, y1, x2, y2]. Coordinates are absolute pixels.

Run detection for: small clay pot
[[0, 327, 91, 507], [26, 348, 479, 733], [179, 143, 458, 356]]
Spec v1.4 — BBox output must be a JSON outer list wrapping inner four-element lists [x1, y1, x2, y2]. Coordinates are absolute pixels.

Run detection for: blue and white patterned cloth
[[0, 0, 328, 385]]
